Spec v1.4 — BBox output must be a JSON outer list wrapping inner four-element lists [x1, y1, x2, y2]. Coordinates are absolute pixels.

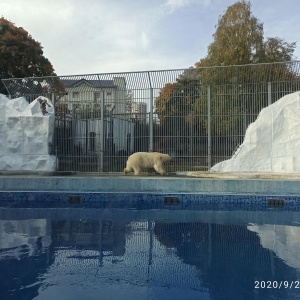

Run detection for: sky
[[1, 0, 300, 76]]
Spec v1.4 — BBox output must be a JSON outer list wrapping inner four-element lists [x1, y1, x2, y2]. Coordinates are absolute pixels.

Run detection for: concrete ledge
[[1, 174, 300, 195]]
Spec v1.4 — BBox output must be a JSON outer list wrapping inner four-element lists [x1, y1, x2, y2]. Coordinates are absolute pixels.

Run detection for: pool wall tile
[[1, 191, 300, 211]]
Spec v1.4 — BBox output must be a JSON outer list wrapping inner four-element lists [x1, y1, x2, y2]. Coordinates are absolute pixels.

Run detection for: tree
[[155, 83, 177, 126], [198, 0, 264, 67], [154, 69, 205, 153], [262, 37, 296, 63], [197, 0, 296, 68], [155, 0, 298, 143], [0, 17, 56, 94], [191, 1, 298, 137]]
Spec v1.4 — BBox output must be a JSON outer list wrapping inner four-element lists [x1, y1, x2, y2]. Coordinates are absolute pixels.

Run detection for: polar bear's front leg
[[153, 164, 167, 175]]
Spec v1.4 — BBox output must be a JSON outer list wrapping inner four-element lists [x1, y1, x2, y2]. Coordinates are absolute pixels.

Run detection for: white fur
[[124, 152, 172, 176]]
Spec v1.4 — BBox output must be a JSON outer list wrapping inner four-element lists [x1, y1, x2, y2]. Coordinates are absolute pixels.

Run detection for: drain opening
[[67, 195, 82, 204], [164, 196, 180, 205], [267, 198, 285, 207]]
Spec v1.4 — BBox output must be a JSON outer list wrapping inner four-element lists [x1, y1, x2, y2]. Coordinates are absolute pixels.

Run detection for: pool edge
[[0, 175, 300, 196]]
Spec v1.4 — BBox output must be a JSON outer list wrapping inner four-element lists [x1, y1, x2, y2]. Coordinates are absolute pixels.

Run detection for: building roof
[[61, 78, 116, 88]]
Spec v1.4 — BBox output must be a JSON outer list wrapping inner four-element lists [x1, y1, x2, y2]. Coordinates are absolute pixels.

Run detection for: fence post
[[268, 81, 273, 172], [268, 82, 272, 106], [148, 72, 154, 152], [51, 92, 56, 161], [98, 89, 105, 172], [207, 85, 212, 170]]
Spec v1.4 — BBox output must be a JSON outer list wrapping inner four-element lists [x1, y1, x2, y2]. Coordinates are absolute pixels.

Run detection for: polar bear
[[124, 152, 172, 176]]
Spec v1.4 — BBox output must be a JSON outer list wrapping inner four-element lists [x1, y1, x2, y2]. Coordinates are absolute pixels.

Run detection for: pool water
[[0, 207, 300, 300]]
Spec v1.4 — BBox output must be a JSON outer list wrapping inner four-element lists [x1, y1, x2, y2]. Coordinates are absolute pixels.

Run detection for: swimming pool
[[0, 193, 300, 300]]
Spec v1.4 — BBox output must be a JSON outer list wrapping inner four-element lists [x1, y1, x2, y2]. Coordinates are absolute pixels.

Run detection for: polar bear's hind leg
[[124, 166, 132, 175], [133, 166, 141, 176]]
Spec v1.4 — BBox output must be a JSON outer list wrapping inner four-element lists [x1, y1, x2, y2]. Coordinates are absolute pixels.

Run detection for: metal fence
[[2, 61, 300, 173]]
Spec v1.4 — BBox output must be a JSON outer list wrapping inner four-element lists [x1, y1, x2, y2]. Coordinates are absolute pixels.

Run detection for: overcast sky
[[2, 0, 299, 76]]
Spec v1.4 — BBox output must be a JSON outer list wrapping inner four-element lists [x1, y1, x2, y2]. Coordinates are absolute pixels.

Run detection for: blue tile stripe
[[0, 191, 300, 211]]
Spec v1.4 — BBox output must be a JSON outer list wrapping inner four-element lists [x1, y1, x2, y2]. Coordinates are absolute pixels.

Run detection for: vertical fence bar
[[268, 81, 272, 106], [51, 92, 56, 166], [148, 72, 154, 152], [268, 81, 274, 171], [207, 85, 211, 170], [98, 89, 105, 172]]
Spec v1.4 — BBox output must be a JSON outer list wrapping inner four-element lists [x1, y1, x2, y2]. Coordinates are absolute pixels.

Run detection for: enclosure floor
[[187, 171, 300, 180], [2, 171, 300, 179]]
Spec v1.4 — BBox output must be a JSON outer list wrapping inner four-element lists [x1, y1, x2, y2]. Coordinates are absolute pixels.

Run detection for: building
[[60, 77, 127, 116], [56, 77, 134, 156], [131, 101, 147, 122]]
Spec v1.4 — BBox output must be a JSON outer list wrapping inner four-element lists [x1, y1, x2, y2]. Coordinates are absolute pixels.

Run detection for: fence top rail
[[2, 61, 300, 96]]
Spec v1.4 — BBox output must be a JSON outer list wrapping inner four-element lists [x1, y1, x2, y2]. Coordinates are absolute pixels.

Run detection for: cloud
[[1, 0, 299, 75], [141, 32, 150, 49], [1, 0, 162, 74], [162, 0, 213, 13], [164, 0, 193, 11]]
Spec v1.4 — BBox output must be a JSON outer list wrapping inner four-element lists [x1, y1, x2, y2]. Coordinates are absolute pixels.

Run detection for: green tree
[[262, 37, 296, 63], [155, 0, 299, 145], [196, 0, 296, 68], [198, 0, 264, 67], [0, 17, 56, 94], [192, 1, 298, 138], [194, 0, 297, 89]]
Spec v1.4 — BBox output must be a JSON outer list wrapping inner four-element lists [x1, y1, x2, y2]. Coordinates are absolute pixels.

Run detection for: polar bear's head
[[160, 153, 172, 162]]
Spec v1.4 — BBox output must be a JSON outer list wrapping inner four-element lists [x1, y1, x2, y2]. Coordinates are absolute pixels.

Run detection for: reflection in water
[[0, 220, 52, 258], [0, 219, 53, 300], [155, 222, 300, 300], [248, 225, 300, 269], [0, 210, 299, 300]]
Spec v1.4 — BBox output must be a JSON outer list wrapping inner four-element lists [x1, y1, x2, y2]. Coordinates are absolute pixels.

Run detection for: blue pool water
[[0, 194, 300, 300]]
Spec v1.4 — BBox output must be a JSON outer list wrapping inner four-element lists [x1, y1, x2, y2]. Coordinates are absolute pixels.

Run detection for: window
[[94, 92, 100, 103], [73, 92, 79, 100]]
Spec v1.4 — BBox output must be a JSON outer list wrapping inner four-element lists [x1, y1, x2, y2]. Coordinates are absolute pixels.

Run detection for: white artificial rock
[[211, 91, 300, 173], [0, 96, 8, 154], [0, 94, 57, 171]]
